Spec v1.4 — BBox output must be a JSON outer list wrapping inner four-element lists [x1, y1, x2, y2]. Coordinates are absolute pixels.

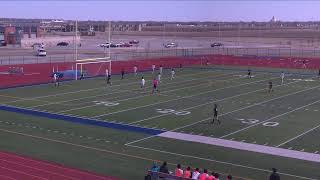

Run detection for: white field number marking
[[156, 109, 191, 116], [93, 101, 119, 107], [237, 118, 279, 127]]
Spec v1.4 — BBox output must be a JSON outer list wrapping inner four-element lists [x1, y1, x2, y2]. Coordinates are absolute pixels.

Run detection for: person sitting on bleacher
[[199, 169, 209, 180], [191, 168, 200, 179], [159, 161, 169, 178], [175, 164, 183, 177], [227, 175, 233, 180], [214, 173, 220, 180], [183, 166, 192, 178], [207, 171, 215, 180]]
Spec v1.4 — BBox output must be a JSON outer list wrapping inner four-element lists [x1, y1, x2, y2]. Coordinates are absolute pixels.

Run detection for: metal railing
[[1, 47, 320, 65]]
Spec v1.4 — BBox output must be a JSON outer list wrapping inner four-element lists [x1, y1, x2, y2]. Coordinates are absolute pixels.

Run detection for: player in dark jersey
[[212, 104, 220, 125], [268, 81, 273, 93], [106, 74, 111, 85], [121, 69, 125, 79], [247, 69, 252, 78]]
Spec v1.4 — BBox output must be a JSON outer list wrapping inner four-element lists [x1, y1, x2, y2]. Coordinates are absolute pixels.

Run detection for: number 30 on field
[[156, 109, 191, 116], [237, 118, 279, 127]]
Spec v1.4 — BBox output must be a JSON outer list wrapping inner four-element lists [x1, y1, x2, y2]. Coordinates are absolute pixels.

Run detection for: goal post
[[75, 57, 111, 80]]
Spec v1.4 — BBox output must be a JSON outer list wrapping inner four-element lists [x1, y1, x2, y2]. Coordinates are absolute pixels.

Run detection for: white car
[[98, 43, 110, 47], [164, 42, 178, 48], [37, 48, 47, 56]]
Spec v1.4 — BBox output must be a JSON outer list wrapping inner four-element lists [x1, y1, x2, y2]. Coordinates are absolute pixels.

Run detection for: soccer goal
[[75, 57, 111, 80]]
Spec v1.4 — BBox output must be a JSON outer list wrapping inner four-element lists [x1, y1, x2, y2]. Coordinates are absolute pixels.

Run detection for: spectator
[[175, 164, 183, 177], [159, 161, 169, 178], [183, 166, 192, 178], [207, 171, 215, 180], [269, 168, 280, 180], [199, 169, 208, 180], [150, 162, 159, 180], [214, 173, 220, 180], [227, 175, 233, 180], [191, 168, 200, 179]]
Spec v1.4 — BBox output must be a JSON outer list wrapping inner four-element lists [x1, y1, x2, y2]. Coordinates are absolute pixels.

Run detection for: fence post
[[9, 56, 10, 65], [37, 55, 38, 64], [23, 56, 24, 64]]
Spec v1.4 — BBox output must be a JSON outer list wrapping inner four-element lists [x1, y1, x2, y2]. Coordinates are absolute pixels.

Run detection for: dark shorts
[[153, 85, 157, 89]]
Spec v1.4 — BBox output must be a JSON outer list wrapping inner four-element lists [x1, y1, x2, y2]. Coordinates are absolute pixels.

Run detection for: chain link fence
[[1, 47, 320, 65]]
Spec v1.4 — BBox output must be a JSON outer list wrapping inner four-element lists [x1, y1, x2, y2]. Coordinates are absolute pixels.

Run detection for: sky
[[1, 0, 320, 22]]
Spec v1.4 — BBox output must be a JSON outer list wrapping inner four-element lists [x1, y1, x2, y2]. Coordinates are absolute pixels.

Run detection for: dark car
[[57, 42, 69, 46], [0, 40, 6, 46], [211, 42, 223, 47], [120, 43, 133, 47], [129, 40, 139, 44]]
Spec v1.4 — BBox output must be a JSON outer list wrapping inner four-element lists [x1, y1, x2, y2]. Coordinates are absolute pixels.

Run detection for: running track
[[0, 151, 121, 180]]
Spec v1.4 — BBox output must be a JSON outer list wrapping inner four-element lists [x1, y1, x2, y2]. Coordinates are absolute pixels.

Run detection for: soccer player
[[141, 76, 146, 92], [105, 68, 109, 81], [159, 65, 163, 74], [79, 72, 84, 80], [171, 68, 175, 80], [302, 60, 307, 69], [133, 66, 138, 76], [318, 69, 320, 78], [106, 74, 112, 85], [247, 69, 252, 78], [212, 104, 220, 125], [151, 78, 159, 95], [157, 72, 161, 82], [268, 81, 273, 93], [281, 71, 285, 84], [121, 69, 125, 79], [152, 64, 156, 74], [53, 73, 59, 87]]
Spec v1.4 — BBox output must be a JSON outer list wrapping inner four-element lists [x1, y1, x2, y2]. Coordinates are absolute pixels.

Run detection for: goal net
[[75, 57, 111, 80]]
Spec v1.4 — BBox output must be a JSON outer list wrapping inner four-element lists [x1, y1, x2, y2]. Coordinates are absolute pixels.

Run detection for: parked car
[[57, 42, 69, 46], [31, 43, 43, 48], [37, 48, 47, 56], [120, 43, 132, 47], [129, 40, 139, 44], [98, 43, 110, 47], [211, 42, 223, 47], [164, 42, 178, 48], [0, 40, 6, 46]]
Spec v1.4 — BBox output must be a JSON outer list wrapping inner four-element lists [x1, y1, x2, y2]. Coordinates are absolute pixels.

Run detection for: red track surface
[[1, 55, 319, 88], [0, 151, 121, 180]]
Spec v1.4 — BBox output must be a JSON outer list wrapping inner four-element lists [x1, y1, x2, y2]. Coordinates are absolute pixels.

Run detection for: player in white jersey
[[133, 66, 138, 76], [281, 71, 285, 84], [171, 68, 175, 80], [105, 68, 109, 81], [152, 64, 156, 74], [141, 76, 146, 92], [159, 65, 163, 74], [53, 73, 59, 87], [157, 72, 161, 82]]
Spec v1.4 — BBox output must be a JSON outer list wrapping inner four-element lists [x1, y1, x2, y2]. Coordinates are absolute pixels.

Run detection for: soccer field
[[0, 66, 319, 180]]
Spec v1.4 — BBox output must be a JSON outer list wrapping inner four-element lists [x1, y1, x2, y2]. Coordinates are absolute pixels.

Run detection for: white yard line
[[126, 144, 316, 180], [57, 72, 249, 114], [4, 70, 220, 104], [276, 124, 320, 147], [91, 74, 275, 119], [220, 98, 320, 139], [158, 131, 320, 163], [128, 80, 300, 125], [167, 84, 320, 134]]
